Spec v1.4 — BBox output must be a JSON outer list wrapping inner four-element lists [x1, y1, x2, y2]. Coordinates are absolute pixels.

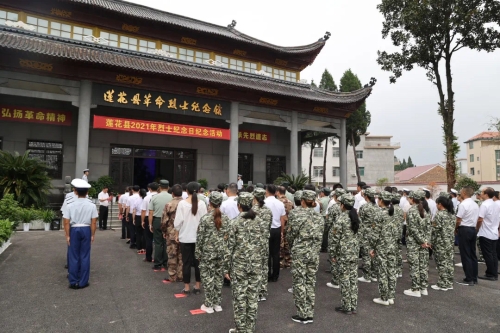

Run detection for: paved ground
[[0, 230, 499, 333]]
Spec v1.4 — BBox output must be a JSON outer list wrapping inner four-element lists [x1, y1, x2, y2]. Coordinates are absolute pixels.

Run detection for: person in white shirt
[[141, 182, 158, 262], [264, 184, 286, 282], [98, 186, 110, 230], [476, 187, 500, 281], [494, 191, 500, 261], [174, 182, 208, 294], [423, 188, 438, 220], [181, 183, 189, 200], [237, 174, 244, 190], [82, 169, 89, 182], [450, 189, 459, 211], [126, 186, 141, 249], [118, 187, 131, 240], [354, 181, 366, 211], [132, 188, 147, 254], [220, 183, 239, 219], [400, 190, 412, 246], [455, 186, 480, 286]]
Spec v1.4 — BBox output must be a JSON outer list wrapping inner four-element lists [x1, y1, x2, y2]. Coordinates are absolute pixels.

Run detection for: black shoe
[[335, 306, 352, 315], [291, 315, 311, 324], [64, 264, 68, 269], [79, 283, 89, 289], [181, 289, 191, 295], [270, 277, 278, 282], [456, 279, 474, 286], [130, 244, 137, 249], [69, 284, 79, 289], [306, 317, 314, 323], [478, 275, 497, 281], [126, 240, 131, 244], [193, 288, 201, 295], [120, 237, 126, 239]]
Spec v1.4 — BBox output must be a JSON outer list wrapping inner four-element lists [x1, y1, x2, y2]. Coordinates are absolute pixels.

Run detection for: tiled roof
[[394, 164, 444, 182], [0, 28, 372, 105], [63, 0, 326, 55], [464, 131, 500, 143]]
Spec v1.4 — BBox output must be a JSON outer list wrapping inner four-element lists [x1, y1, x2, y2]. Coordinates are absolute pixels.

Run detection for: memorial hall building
[[0, 0, 372, 193]]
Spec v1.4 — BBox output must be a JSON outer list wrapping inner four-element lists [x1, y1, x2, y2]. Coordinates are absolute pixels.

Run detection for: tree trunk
[[444, 51, 457, 191], [323, 138, 328, 187], [352, 132, 361, 183], [308, 143, 315, 183]]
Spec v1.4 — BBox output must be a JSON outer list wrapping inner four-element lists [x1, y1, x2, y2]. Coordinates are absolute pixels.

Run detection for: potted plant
[[40, 209, 56, 231], [20, 208, 38, 232], [0, 219, 14, 256]]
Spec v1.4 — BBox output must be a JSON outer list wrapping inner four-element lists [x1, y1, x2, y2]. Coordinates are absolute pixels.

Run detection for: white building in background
[[301, 133, 400, 187], [441, 157, 468, 176]]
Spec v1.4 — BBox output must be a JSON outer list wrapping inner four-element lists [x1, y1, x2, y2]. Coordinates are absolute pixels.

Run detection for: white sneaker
[[201, 304, 214, 314], [288, 287, 293, 293], [258, 296, 267, 302], [229, 329, 236, 333], [388, 298, 394, 305], [373, 298, 390, 306], [358, 277, 371, 283], [371, 278, 378, 282], [397, 274, 403, 278], [404, 289, 421, 297], [420, 289, 428, 296], [326, 282, 339, 289], [454, 262, 463, 267], [214, 305, 222, 312], [431, 285, 448, 291]]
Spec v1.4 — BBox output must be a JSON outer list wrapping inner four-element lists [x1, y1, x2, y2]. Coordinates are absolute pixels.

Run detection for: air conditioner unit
[[350, 173, 356, 177]]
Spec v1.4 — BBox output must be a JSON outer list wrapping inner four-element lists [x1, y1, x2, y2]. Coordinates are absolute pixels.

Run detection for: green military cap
[[392, 193, 402, 200], [253, 188, 266, 201], [322, 187, 332, 195], [159, 179, 169, 186], [209, 191, 223, 206], [409, 190, 425, 200], [438, 191, 450, 198], [236, 192, 254, 207], [379, 191, 393, 202], [334, 188, 346, 197], [302, 190, 317, 201], [340, 193, 355, 207], [294, 190, 303, 201], [363, 188, 376, 198], [281, 182, 290, 187], [255, 183, 265, 189]]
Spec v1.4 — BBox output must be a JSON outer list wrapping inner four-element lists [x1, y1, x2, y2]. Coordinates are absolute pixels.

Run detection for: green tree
[[377, 0, 500, 190], [455, 175, 480, 192], [407, 156, 414, 168], [303, 131, 323, 183], [319, 69, 338, 92], [401, 158, 407, 170], [340, 69, 371, 182], [310, 79, 317, 88]]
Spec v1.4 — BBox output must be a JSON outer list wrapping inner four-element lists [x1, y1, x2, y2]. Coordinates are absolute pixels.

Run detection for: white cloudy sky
[[128, 0, 500, 166]]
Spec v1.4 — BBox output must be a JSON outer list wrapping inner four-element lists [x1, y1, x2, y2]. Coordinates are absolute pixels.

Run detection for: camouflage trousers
[[259, 244, 269, 298], [407, 240, 429, 291], [396, 242, 403, 276], [291, 257, 319, 318], [376, 254, 397, 301], [280, 233, 292, 268], [199, 258, 223, 307], [330, 258, 339, 285], [166, 237, 183, 281], [231, 267, 261, 333], [360, 242, 377, 280], [338, 260, 358, 312], [434, 244, 454, 289], [477, 238, 484, 261]]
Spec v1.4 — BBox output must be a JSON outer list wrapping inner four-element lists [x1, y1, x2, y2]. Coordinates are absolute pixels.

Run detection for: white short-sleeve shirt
[[264, 196, 286, 229], [98, 191, 109, 207], [63, 198, 98, 226], [427, 199, 437, 220], [221, 196, 239, 219], [142, 192, 156, 217], [456, 198, 479, 227], [478, 198, 500, 240]]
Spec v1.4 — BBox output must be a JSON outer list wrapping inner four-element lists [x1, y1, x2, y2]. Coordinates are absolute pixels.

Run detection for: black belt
[[458, 226, 475, 228]]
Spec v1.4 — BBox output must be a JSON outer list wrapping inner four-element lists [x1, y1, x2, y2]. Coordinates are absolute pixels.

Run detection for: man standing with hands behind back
[[98, 186, 110, 230], [264, 184, 286, 282], [476, 187, 500, 281]]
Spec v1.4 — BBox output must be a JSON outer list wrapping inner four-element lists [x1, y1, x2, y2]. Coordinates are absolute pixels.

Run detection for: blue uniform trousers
[[68, 227, 91, 286]]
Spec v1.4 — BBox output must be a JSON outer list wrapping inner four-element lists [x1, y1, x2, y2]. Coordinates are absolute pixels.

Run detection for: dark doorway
[[134, 158, 174, 189], [238, 154, 253, 184], [266, 155, 286, 184]]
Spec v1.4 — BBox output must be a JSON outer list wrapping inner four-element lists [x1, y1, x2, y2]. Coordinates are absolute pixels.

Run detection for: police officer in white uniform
[[237, 174, 243, 190], [82, 169, 89, 182], [63, 179, 98, 289]]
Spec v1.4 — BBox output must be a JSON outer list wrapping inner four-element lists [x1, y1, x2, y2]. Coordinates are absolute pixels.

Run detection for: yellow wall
[[466, 140, 500, 182]]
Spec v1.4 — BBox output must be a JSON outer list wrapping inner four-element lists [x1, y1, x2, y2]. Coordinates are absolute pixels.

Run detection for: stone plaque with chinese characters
[[0, 106, 72, 126], [238, 130, 270, 143], [92, 84, 230, 120]]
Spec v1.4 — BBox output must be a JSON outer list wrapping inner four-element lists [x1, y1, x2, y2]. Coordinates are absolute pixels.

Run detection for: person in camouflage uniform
[[391, 193, 405, 277], [278, 186, 294, 269], [330, 193, 360, 314], [287, 190, 324, 324], [370, 191, 398, 305], [404, 190, 431, 297], [224, 193, 263, 333], [326, 188, 346, 288], [251, 188, 273, 301], [358, 188, 379, 282], [161, 186, 183, 282], [430, 193, 456, 291], [195, 192, 230, 313]]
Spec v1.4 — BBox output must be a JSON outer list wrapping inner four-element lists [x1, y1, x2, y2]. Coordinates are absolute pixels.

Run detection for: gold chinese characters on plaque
[[196, 87, 219, 96], [313, 106, 328, 114], [51, 8, 72, 18], [259, 97, 278, 106], [116, 74, 143, 85], [122, 23, 140, 33], [19, 59, 53, 72], [181, 37, 197, 45], [233, 49, 247, 56]]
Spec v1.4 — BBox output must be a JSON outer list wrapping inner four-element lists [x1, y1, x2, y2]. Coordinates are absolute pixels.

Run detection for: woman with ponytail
[[404, 190, 431, 298], [429, 193, 456, 291], [330, 193, 360, 315], [195, 191, 230, 313], [370, 191, 398, 306], [174, 182, 208, 295]]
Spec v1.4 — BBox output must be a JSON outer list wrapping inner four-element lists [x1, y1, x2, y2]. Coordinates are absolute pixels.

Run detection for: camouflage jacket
[[358, 202, 379, 240], [329, 211, 360, 262], [320, 196, 330, 215], [431, 210, 455, 249], [223, 212, 263, 275], [195, 212, 230, 261], [286, 207, 324, 260], [393, 205, 404, 244], [252, 204, 273, 247], [407, 205, 431, 245], [370, 208, 398, 257], [278, 197, 294, 216], [326, 203, 341, 230], [161, 197, 182, 237]]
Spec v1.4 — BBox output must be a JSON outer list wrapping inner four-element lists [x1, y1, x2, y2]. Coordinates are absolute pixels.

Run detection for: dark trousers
[[321, 222, 330, 252], [98, 205, 108, 229], [458, 226, 478, 282], [152, 217, 166, 268], [402, 225, 407, 246], [478, 237, 498, 278], [128, 213, 136, 247], [268, 227, 281, 279], [143, 216, 153, 261], [121, 215, 129, 239], [134, 215, 144, 250], [497, 239, 500, 261], [180, 243, 200, 284], [68, 227, 91, 287]]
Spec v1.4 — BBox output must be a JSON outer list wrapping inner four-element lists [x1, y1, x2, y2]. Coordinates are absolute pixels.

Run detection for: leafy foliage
[[39, 209, 56, 224], [197, 178, 208, 189], [19, 208, 39, 224], [0, 194, 23, 228], [88, 175, 115, 198], [394, 156, 415, 171], [376, 178, 389, 191], [454, 175, 480, 192], [319, 69, 338, 91], [273, 172, 311, 190], [0, 150, 52, 208], [0, 219, 14, 246]]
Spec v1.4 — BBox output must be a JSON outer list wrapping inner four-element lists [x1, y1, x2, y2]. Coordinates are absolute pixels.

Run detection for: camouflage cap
[[363, 188, 376, 198], [409, 190, 425, 200], [208, 191, 223, 206], [438, 191, 450, 198], [294, 190, 303, 201], [334, 188, 346, 197], [379, 191, 393, 202], [392, 193, 402, 200], [236, 192, 254, 207], [340, 193, 355, 207], [253, 188, 266, 201], [302, 190, 317, 201], [322, 187, 332, 195], [255, 183, 265, 189]]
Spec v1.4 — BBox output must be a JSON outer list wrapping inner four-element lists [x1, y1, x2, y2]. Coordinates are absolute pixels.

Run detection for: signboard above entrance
[[93, 115, 230, 140], [0, 105, 72, 126], [92, 84, 230, 120]]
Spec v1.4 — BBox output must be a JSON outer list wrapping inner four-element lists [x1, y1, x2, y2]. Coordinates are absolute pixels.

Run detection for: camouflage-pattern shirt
[[329, 211, 359, 262], [393, 205, 404, 245], [431, 210, 455, 249], [286, 207, 324, 260], [370, 208, 398, 257], [252, 204, 273, 247], [161, 197, 182, 235], [195, 212, 230, 261], [407, 205, 431, 245], [325, 203, 341, 230], [278, 197, 294, 216], [358, 202, 379, 241]]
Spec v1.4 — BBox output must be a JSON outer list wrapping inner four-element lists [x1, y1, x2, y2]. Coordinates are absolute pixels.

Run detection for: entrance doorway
[[110, 146, 196, 191], [238, 154, 253, 184]]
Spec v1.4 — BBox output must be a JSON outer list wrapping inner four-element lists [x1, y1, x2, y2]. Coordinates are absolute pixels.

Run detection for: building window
[[359, 167, 365, 176], [313, 148, 323, 157], [470, 167, 475, 175], [332, 167, 340, 177], [139, 39, 157, 53], [313, 166, 323, 178], [194, 51, 210, 64], [356, 150, 363, 159], [27, 140, 63, 179], [100, 31, 119, 47], [469, 154, 474, 162], [285, 71, 297, 82], [179, 47, 194, 62], [0, 9, 18, 26], [266, 156, 286, 184], [50, 21, 71, 38], [332, 148, 340, 157], [26, 15, 49, 34], [261, 65, 293, 81], [119, 35, 138, 50], [496, 165, 500, 180], [495, 150, 500, 160], [469, 142, 474, 149], [162, 44, 209, 63], [477, 170, 480, 175], [226, 58, 257, 72]]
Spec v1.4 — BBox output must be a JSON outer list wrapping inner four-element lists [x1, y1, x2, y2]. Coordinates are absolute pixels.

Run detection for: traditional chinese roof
[[62, 0, 327, 57], [0, 27, 372, 107], [464, 131, 500, 143]]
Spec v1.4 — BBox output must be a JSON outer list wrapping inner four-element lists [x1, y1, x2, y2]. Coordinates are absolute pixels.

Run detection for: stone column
[[75, 80, 92, 179], [229, 102, 239, 184], [290, 111, 299, 175], [340, 118, 348, 187]]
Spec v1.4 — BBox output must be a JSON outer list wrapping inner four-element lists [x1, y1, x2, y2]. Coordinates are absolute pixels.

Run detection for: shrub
[[88, 175, 115, 198], [273, 172, 311, 190], [39, 209, 56, 224], [19, 208, 39, 224], [0, 219, 14, 246], [197, 178, 208, 189], [455, 175, 480, 192], [0, 194, 23, 228]]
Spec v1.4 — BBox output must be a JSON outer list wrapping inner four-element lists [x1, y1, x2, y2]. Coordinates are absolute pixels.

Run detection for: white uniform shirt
[[359, 198, 367, 210], [264, 196, 286, 229], [456, 198, 479, 227], [401, 200, 411, 225], [182, 191, 188, 200], [354, 192, 363, 211], [427, 199, 437, 220], [237, 179, 243, 190], [61, 192, 77, 213], [142, 192, 156, 217], [400, 196, 408, 208], [130, 194, 144, 216], [221, 196, 239, 219], [327, 197, 336, 210], [82, 174, 88, 182], [452, 197, 458, 210], [98, 191, 109, 207], [478, 198, 500, 240], [174, 200, 208, 243], [63, 198, 98, 226], [127, 193, 140, 215]]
